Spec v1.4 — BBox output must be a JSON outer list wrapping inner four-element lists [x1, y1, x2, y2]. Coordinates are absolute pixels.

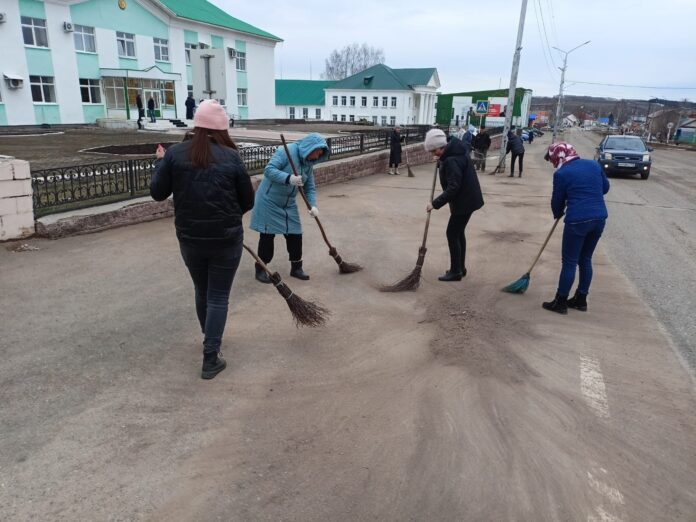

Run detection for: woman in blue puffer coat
[[251, 133, 329, 283]]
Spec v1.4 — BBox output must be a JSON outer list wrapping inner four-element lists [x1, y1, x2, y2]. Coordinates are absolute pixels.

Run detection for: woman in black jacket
[[424, 129, 485, 281], [151, 100, 255, 379]]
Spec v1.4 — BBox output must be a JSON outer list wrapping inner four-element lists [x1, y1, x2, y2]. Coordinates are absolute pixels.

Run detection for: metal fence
[[31, 126, 430, 217]]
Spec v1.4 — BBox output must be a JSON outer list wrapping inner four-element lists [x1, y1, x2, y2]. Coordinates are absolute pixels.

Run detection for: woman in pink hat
[[151, 100, 255, 380]]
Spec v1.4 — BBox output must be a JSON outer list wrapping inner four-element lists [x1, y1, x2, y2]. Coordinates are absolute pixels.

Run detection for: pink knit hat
[[193, 99, 229, 131]]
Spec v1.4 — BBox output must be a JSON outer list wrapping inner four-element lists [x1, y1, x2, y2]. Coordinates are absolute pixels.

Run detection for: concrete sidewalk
[[1, 139, 695, 521]]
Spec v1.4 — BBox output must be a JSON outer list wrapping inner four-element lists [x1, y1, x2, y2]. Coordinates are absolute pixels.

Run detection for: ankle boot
[[438, 270, 463, 282], [567, 290, 588, 311], [542, 293, 568, 314], [255, 263, 272, 284], [290, 260, 310, 280], [201, 351, 226, 380]]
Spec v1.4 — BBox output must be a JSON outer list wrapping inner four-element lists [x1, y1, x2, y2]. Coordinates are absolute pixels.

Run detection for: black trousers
[[511, 152, 524, 175], [258, 233, 302, 264], [446, 211, 473, 273]]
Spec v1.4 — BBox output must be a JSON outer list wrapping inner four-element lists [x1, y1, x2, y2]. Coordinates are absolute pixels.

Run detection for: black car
[[595, 135, 652, 179]]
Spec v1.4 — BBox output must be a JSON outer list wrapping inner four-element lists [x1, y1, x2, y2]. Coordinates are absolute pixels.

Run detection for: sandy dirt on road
[[1, 137, 695, 521]]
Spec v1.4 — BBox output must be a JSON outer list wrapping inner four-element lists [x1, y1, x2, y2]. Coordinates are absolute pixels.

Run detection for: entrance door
[[144, 90, 161, 118]]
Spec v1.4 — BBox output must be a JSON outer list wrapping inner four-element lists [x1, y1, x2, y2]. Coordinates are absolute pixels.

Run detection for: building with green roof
[[275, 80, 335, 120], [435, 88, 533, 129]]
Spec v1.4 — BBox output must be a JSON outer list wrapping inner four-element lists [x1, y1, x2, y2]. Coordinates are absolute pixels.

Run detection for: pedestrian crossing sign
[[475, 101, 489, 114]]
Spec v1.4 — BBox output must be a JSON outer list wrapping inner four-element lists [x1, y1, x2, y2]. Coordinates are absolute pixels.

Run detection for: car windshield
[[604, 137, 646, 151]]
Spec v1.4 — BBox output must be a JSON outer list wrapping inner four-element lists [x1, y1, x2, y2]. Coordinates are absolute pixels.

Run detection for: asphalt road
[[570, 129, 696, 378]]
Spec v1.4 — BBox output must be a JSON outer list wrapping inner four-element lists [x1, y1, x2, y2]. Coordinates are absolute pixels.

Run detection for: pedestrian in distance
[[462, 125, 475, 150], [424, 129, 485, 282], [472, 127, 491, 173], [136, 93, 144, 130], [250, 133, 329, 283], [185, 94, 196, 120], [541, 142, 610, 314], [506, 127, 525, 177], [150, 99, 255, 379], [388, 126, 403, 175], [147, 96, 156, 123]]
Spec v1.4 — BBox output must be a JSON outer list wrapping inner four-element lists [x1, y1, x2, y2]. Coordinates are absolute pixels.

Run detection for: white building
[[274, 79, 333, 121], [0, 0, 281, 127]]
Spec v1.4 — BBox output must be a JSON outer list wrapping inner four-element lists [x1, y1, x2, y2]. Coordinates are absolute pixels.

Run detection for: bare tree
[[322, 43, 385, 80]]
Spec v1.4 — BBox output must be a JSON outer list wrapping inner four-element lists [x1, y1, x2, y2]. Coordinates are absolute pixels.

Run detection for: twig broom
[[501, 218, 561, 294], [243, 244, 330, 327], [380, 163, 439, 292], [405, 146, 415, 177], [280, 134, 363, 274]]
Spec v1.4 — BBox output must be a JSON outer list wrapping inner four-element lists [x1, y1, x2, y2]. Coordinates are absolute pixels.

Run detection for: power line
[[532, 0, 558, 82], [545, 0, 560, 47], [536, 0, 558, 69], [567, 80, 696, 90]]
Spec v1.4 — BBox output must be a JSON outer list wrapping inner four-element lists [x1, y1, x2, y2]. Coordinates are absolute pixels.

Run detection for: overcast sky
[[217, 0, 696, 102]]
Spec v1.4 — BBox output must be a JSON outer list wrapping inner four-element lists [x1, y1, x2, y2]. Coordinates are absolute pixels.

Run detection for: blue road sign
[[475, 101, 489, 114]]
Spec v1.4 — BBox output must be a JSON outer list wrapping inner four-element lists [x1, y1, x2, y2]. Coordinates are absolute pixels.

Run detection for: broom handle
[[526, 218, 561, 274], [421, 163, 440, 248], [243, 243, 274, 276], [280, 135, 334, 249]]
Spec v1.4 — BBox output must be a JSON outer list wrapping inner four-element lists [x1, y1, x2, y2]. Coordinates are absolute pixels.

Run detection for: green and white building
[[435, 88, 533, 128], [0, 0, 281, 127]]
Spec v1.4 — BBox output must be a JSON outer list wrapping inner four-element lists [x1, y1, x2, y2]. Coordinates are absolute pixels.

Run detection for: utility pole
[[551, 40, 590, 144], [495, 0, 528, 174]]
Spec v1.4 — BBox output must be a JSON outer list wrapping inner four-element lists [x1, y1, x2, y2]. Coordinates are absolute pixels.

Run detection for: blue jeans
[[179, 235, 243, 354], [557, 219, 606, 297]]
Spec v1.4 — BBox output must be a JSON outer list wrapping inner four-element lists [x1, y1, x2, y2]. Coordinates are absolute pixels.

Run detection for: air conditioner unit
[[8, 78, 24, 89], [0, 13, 7, 23], [63, 21, 74, 32], [227, 47, 236, 59]]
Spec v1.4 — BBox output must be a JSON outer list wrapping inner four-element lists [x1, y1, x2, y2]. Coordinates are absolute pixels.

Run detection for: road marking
[[580, 356, 610, 418], [588, 506, 623, 522]]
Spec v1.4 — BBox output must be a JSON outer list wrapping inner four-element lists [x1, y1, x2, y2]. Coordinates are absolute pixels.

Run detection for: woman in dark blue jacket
[[151, 100, 255, 379], [542, 142, 610, 314]]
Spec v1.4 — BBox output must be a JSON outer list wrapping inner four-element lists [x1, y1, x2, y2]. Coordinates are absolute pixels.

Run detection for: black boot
[[567, 290, 588, 311], [201, 351, 226, 380], [438, 270, 463, 282], [255, 263, 272, 284], [542, 293, 568, 315], [290, 260, 310, 280]]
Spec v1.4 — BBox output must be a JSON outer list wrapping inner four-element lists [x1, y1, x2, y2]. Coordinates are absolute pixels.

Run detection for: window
[[22, 17, 48, 47], [332, 96, 338, 106], [289, 107, 295, 119], [315, 108, 321, 119], [341, 96, 347, 106], [236, 51, 246, 71], [408, 97, 411, 108], [372, 116, 377, 125], [187, 84, 193, 97], [80, 78, 101, 103], [390, 116, 396, 126], [73, 24, 96, 52], [153, 38, 169, 61], [332, 114, 338, 122], [381, 116, 387, 126], [102, 77, 125, 109], [198, 42, 209, 49], [361, 96, 367, 107], [349, 96, 355, 107], [373, 96, 378, 107], [237, 88, 247, 106], [302, 108, 308, 119], [30, 76, 56, 103], [341, 114, 346, 122], [382, 96, 388, 108], [391, 97, 397, 108], [116, 32, 135, 58], [185, 43, 197, 64], [349, 115, 355, 122]]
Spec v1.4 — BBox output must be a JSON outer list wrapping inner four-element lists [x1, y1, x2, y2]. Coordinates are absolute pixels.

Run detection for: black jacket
[[151, 141, 255, 246], [185, 97, 196, 109], [432, 137, 484, 215], [136, 95, 143, 110], [473, 132, 491, 151], [506, 132, 525, 155], [147, 98, 155, 110]]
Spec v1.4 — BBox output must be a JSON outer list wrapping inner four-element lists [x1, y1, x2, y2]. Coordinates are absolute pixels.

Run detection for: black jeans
[[257, 233, 302, 264], [446, 211, 473, 273], [179, 235, 243, 354], [511, 152, 524, 175]]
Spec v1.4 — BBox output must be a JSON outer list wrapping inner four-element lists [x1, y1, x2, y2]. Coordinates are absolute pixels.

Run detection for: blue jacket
[[551, 158, 610, 223], [250, 133, 329, 235]]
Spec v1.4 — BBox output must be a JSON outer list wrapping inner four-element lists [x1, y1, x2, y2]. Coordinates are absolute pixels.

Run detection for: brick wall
[[0, 156, 35, 241]]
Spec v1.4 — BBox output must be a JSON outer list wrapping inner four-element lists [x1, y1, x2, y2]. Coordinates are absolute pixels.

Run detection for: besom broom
[[243, 244, 330, 327], [380, 163, 440, 292], [280, 134, 363, 274], [501, 218, 561, 294]]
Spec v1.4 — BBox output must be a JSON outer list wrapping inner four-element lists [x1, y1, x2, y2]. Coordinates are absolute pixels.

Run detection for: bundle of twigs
[[280, 134, 363, 274], [243, 244, 330, 327]]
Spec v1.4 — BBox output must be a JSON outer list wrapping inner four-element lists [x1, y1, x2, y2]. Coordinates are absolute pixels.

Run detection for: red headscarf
[[546, 142, 580, 168]]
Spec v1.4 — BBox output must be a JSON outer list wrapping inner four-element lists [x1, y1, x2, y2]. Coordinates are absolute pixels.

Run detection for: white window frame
[[302, 107, 309, 119], [30, 75, 56, 103], [349, 96, 355, 107], [381, 116, 387, 126], [315, 108, 321, 119], [382, 96, 388, 108], [73, 24, 96, 53], [289, 107, 295, 119], [349, 115, 355, 122], [361, 96, 367, 107], [153, 37, 169, 62], [341, 96, 347, 106], [391, 97, 397, 108], [332, 114, 338, 122], [236, 50, 247, 71], [116, 31, 136, 58], [332, 96, 338, 106], [185, 43, 197, 64], [79, 78, 101, 104], [373, 96, 378, 107], [237, 88, 248, 107], [340, 114, 346, 122], [390, 116, 396, 126], [21, 17, 48, 48], [372, 116, 378, 125]]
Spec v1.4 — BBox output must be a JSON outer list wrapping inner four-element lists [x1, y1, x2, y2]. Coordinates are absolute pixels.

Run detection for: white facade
[[275, 105, 325, 120], [0, 0, 279, 126], [323, 90, 437, 126]]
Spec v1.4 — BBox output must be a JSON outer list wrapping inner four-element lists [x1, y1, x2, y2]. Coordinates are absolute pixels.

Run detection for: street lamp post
[[551, 40, 590, 144]]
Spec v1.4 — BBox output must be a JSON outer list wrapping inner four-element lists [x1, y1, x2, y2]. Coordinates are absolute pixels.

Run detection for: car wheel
[[641, 170, 650, 180]]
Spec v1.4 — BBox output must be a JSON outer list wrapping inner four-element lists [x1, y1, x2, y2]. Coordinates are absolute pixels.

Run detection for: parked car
[[595, 135, 652, 180]]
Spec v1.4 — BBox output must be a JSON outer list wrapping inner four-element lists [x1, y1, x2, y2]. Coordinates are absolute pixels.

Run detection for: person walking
[[250, 133, 329, 283], [185, 94, 196, 120], [136, 93, 144, 129], [472, 127, 491, 173], [462, 125, 474, 150], [424, 129, 485, 281], [388, 126, 402, 175], [506, 128, 525, 177], [147, 95, 156, 123], [150, 99, 255, 379], [541, 142, 610, 314]]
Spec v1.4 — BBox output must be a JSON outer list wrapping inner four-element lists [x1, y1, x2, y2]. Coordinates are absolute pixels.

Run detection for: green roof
[[157, 0, 282, 42], [275, 80, 334, 106], [327, 64, 437, 91]]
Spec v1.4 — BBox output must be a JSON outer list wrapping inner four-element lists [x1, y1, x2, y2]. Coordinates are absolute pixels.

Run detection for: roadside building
[[0, 0, 281, 127], [435, 88, 533, 128], [563, 114, 579, 127], [675, 116, 696, 144], [275, 79, 334, 121]]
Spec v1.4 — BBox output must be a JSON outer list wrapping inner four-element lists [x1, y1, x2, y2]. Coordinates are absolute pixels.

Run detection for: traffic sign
[[475, 101, 489, 115], [667, 122, 674, 129]]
